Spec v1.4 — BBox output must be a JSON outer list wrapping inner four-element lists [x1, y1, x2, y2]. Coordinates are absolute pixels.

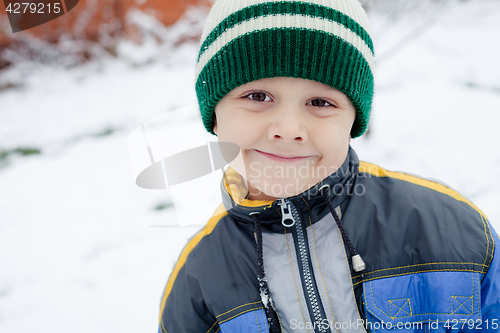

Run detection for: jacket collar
[[220, 145, 360, 226]]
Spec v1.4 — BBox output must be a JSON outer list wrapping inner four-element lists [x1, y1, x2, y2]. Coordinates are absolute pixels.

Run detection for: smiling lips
[[254, 149, 311, 162]]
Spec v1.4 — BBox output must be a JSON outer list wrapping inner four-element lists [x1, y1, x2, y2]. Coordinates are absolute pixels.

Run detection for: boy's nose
[[267, 105, 307, 143]]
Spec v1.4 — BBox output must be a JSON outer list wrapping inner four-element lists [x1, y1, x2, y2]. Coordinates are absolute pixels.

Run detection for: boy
[[158, 0, 500, 332]]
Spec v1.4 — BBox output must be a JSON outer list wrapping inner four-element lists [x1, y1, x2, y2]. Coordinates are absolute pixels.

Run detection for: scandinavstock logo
[[3, 0, 79, 33], [128, 105, 240, 228]]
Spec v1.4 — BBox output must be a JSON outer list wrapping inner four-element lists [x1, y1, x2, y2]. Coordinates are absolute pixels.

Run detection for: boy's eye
[[244, 91, 272, 102], [308, 98, 337, 108]]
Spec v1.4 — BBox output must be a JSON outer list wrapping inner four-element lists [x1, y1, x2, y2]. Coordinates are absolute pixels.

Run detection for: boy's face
[[214, 77, 356, 201]]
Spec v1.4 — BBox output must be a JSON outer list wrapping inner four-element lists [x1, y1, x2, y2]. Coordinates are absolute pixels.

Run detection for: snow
[[1, 0, 499, 332]]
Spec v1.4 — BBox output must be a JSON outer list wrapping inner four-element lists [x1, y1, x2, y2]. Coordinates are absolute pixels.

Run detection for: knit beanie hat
[[195, 0, 375, 138]]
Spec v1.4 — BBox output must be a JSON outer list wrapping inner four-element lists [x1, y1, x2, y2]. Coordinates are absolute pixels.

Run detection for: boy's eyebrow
[[316, 85, 340, 93]]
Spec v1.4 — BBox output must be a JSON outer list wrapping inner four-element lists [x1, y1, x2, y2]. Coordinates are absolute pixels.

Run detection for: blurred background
[[1, 0, 499, 332]]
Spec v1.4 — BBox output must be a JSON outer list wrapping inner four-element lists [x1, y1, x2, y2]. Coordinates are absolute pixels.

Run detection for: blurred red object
[[0, 0, 212, 66]]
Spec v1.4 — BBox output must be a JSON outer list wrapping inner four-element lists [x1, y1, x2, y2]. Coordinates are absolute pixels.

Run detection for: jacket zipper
[[279, 199, 330, 333]]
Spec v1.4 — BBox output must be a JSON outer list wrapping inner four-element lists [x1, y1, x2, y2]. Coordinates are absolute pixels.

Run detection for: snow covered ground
[[0, 0, 499, 332]]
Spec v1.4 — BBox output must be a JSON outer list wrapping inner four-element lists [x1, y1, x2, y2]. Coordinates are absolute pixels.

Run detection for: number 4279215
[[444, 319, 498, 330], [6, 2, 61, 14]]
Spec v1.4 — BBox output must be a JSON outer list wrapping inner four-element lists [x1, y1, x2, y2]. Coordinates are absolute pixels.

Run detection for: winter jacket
[[158, 146, 500, 333]]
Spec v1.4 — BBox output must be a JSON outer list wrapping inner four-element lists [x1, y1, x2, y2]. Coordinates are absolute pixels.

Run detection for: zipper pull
[[278, 199, 295, 227]]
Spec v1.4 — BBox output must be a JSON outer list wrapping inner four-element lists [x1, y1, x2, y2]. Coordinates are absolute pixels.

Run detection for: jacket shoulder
[[357, 160, 487, 221], [158, 204, 261, 331], [347, 160, 495, 281], [157, 204, 228, 329]]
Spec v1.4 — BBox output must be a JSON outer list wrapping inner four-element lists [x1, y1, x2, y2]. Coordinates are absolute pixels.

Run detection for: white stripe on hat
[[195, 13, 375, 81], [200, 0, 372, 43]]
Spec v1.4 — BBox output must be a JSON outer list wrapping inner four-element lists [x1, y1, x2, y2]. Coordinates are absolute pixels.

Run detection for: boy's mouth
[[254, 149, 311, 162]]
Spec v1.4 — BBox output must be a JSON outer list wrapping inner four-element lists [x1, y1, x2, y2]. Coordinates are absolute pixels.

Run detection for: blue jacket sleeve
[[479, 221, 500, 332]]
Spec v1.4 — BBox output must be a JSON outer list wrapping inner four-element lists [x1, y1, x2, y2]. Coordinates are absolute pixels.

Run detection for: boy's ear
[[213, 114, 217, 135]]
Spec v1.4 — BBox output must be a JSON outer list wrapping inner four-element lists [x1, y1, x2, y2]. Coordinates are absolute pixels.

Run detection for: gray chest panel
[[262, 212, 366, 333]]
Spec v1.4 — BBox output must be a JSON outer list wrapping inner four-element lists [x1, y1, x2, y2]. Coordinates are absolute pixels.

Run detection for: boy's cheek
[[228, 151, 248, 181]]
